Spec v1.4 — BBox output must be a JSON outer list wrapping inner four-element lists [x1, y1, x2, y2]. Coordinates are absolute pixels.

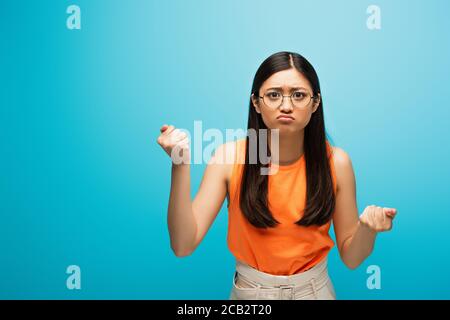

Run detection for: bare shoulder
[[331, 146, 352, 167], [330, 146, 355, 192], [211, 139, 240, 184]]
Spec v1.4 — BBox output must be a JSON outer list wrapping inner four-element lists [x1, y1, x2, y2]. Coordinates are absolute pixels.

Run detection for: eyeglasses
[[257, 90, 318, 109]]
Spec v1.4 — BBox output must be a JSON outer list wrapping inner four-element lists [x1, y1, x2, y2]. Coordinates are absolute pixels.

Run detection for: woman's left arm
[[331, 147, 397, 270]]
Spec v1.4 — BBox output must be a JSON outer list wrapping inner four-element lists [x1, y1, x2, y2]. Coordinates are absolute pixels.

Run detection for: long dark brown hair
[[239, 51, 335, 228]]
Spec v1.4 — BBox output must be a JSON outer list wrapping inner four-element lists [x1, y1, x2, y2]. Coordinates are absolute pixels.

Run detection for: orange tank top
[[227, 138, 337, 275]]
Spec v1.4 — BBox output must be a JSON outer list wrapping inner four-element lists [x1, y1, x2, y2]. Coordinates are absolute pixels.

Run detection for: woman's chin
[[269, 125, 301, 135]]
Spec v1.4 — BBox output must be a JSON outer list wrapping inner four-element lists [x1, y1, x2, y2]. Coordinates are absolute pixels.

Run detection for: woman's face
[[251, 68, 320, 135]]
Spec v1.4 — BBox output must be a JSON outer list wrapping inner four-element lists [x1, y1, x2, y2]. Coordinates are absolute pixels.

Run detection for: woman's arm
[[332, 147, 397, 269], [157, 124, 232, 257]]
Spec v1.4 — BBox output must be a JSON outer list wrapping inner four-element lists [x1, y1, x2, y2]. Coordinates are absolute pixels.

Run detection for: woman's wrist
[[172, 162, 190, 169], [358, 219, 378, 237]]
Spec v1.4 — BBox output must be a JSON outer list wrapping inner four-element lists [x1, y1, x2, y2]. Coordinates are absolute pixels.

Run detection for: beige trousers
[[229, 258, 336, 300]]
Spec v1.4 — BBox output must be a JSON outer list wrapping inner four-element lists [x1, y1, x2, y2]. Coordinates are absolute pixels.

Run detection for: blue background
[[1, 0, 449, 299]]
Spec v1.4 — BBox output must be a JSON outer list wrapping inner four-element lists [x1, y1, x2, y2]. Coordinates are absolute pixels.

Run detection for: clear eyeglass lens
[[263, 91, 311, 108]]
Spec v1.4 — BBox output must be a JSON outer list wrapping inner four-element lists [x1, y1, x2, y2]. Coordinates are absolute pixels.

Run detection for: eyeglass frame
[[253, 90, 320, 109]]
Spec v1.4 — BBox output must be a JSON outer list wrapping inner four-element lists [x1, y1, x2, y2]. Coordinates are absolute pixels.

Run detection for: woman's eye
[[267, 92, 280, 99], [293, 92, 306, 99]]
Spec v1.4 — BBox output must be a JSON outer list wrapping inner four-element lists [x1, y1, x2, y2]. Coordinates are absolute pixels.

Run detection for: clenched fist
[[156, 124, 190, 164], [359, 205, 397, 233]]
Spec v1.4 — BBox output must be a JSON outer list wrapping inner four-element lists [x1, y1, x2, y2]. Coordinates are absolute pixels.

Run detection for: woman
[[156, 51, 397, 300]]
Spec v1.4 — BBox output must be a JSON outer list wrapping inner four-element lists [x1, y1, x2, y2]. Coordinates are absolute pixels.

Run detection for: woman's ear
[[251, 93, 261, 114], [312, 93, 321, 113]]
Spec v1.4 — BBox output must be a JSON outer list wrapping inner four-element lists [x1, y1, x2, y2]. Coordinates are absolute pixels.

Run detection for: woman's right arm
[[157, 124, 232, 257]]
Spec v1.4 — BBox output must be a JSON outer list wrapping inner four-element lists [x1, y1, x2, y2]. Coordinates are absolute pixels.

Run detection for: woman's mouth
[[277, 115, 295, 123]]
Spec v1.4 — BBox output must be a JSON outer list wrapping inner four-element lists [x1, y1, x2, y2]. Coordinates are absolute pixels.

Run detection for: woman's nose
[[279, 97, 294, 111]]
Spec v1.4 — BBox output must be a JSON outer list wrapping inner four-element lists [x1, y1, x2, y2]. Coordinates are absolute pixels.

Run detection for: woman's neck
[[268, 130, 305, 166]]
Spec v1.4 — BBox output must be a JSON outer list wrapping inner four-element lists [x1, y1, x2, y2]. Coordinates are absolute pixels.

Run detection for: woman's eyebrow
[[266, 86, 308, 91]]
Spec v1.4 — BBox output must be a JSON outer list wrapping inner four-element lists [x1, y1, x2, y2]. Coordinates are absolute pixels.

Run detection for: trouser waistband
[[235, 258, 330, 299]]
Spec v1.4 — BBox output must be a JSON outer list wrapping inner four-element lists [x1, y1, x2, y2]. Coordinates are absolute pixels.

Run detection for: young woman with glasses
[[156, 51, 397, 300]]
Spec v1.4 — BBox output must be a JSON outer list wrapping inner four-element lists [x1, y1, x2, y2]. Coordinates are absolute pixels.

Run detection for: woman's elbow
[[173, 249, 193, 258], [339, 246, 374, 270], [340, 251, 366, 270], [343, 259, 361, 270], [171, 243, 195, 258]]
